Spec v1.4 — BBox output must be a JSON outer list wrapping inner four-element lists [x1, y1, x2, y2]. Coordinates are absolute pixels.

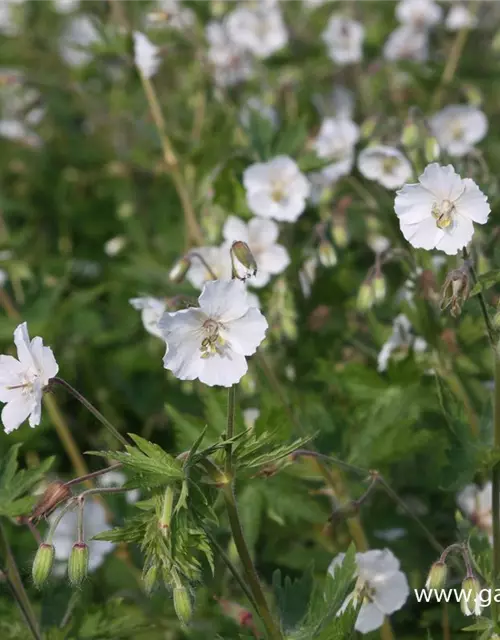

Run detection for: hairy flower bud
[[32, 543, 55, 588], [373, 274, 386, 302], [230, 241, 257, 281], [425, 560, 448, 590], [460, 576, 482, 616], [68, 542, 89, 586], [424, 136, 440, 163], [31, 481, 72, 522], [357, 281, 375, 311], [318, 240, 337, 267], [169, 256, 191, 284], [173, 586, 193, 626]]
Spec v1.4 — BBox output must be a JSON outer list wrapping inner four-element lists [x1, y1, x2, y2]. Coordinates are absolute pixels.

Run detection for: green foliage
[[0, 444, 53, 517], [272, 565, 314, 633]]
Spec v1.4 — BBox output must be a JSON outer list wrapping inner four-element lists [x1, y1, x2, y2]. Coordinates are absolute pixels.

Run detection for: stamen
[[432, 199, 454, 229]]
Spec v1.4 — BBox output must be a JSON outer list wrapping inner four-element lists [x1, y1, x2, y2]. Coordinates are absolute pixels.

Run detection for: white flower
[[243, 407, 260, 429], [186, 246, 232, 290], [206, 21, 254, 87], [377, 314, 427, 372], [368, 235, 391, 255], [147, 0, 195, 31], [314, 85, 355, 121], [313, 117, 359, 183], [0, 0, 21, 36], [395, 0, 442, 28], [159, 279, 268, 387], [223, 216, 290, 288], [104, 236, 126, 256], [0, 72, 44, 146], [457, 483, 493, 541], [226, 5, 287, 59], [429, 105, 487, 157], [446, 5, 478, 31], [394, 163, 490, 255], [374, 528, 407, 542], [130, 296, 167, 339], [50, 499, 114, 574], [322, 16, 364, 65], [383, 26, 428, 62], [0, 323, 58, 434], [243, 156, 310, 222], [99, 470, 140, 504], [329, 549, 409, 634], [133, 32, 161, 79], [53, 0, 79, 13], [358, 146, 413, 190], [298, 256, 318, 298], [60, 16, 101, 67]]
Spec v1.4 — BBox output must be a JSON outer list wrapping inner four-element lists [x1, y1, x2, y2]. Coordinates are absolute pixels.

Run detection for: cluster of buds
[[425, 544, 483, 617], [357, 272, 386, 311], [440, 267, 470, 317]]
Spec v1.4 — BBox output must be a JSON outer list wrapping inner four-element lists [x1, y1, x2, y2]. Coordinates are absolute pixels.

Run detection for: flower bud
[[318, 240, 337, 267], [331, 220, 349, 248], [401, 120, 420, 149], [440, 268, 470, 317], [425, 560, 447, 590], [168, 256, 191, 284], [173, 586, 193, 626], [460, 576, 482, 616], [68, 542, 89, 586], [143, 565, 157, 595], [373, 274, 386, 303], [357, 282, 374, 311], [424, 136, 440, 163], [32, 543, 55, 588], [31, 481, 72, 522], [230, 241, 257, 281], [360, 115, 378, 140]]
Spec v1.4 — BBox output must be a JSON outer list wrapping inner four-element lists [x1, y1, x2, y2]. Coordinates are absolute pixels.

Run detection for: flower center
[[432, 199, 455, 229], [451, 122, 464, 141], [353, 578, 377, 606], [271, 179, 286, 203], [382, 156, 399, 174], [200, 318, 226, 358]]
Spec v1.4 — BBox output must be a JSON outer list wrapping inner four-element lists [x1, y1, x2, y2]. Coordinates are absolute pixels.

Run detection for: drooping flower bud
[[173, 585, 193, 627], [230, 241, 257, 281], [68, 542, 89, 587], [357, 281, 375, 311], [460, 576, 482, 616], [440, 268, 470, 317], [168, 256, 191, 284], [360, 115, 378, 140], [318, 240, 337, 267], [32, 543, 55, 588], [425, 560, 448, 590], [373, 274, 386, 303], [401, 119, 420, 149], [331, 219, 349, 248], [31, 481, 72, 522], [424, 136, 440, 163]]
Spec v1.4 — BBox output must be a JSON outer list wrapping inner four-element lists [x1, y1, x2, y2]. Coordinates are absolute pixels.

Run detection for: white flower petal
[[434, 215, 474, 255], [373, 571, 410, 615], [355, 602, 385, 634], [14, 322, 34, 370], [394, 184, 435, 224], [248, 217, 279, 247], [257, 245, 290, 276], [418, 163, 465, 202], [400, 217, 443, 250], [133, 31, 161, 79], [220, 307, 268, 355], [2, 396, 32, 434], [198, 351, 248, 387], [223, 216, 250, 243], [198, 280, 250, 322], [455, 178, 490, 224]]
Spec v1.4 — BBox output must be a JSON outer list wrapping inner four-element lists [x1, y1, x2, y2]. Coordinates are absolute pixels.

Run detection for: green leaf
[[470, 269, 500, 296], [233, 429, 310, 471], [272, 119, 308, 157], [272, 564, 314, 632]]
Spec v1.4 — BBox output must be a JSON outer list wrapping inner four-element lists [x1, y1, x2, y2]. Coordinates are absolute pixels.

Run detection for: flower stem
[[462, 248, 496, 347], [222, 385, 282, 640], [0, 521, 41, 640], [64, 463, 123, 488], [431, 19, 472, 110], [50, 377, 128, 447], [492, 356, 500, 624], [43, 394, 90, 482]]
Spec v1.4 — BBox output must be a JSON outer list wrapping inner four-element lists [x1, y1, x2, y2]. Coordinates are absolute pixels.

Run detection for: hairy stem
[[493, 356, 500, 624], [51, 377, 128, 447], [225, 385, 236, 477], [64, 463, 123, 488], [0, 521, 41, 640]]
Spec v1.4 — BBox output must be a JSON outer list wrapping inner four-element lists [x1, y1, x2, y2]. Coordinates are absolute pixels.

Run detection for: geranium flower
[[60, 15, 101, 67], [243, 156, 310, 222], [313, 117, 359, 182], [377, 314, 427, 372], [0, 322, 58, 434], [383, 26, 428, 62], [146, 0, 195, 31], [357, 146, 412, 190], [133, 31, 161, 79], [206, 20, 254, 87], [445, 4, 478, 31], [186, 246, 232, 290], [226, 5, 287, 59], [50, 499, 114, 574], [129, 296, 167, 339], [222, 216, 290, 288], [429, 105, 487, 157], [457, 483, 493, 542], [395, 0, 442, 27], [322, 16, 364, 65], [329, 549, 409, 634], [394, 163, 490, 255], [159, 279, 268, 387]]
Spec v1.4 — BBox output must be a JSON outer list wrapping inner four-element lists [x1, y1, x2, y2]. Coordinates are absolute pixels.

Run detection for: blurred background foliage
[[0, 0, 500, 638]]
